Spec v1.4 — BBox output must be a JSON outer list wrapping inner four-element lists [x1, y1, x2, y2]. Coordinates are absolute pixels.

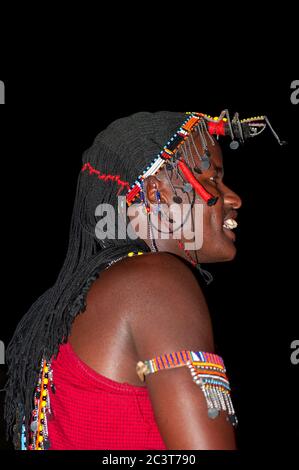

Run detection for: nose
[[223, 186, 242, 210]]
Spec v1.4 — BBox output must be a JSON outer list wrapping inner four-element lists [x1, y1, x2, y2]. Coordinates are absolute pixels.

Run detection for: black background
[[0, 74, 298, 464]]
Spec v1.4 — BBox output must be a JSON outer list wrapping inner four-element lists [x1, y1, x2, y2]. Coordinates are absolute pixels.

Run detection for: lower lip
[[223, 227, 236, 242]]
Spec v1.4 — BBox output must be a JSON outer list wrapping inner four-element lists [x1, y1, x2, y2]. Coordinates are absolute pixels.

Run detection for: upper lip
[[223, 210, 238, 222]]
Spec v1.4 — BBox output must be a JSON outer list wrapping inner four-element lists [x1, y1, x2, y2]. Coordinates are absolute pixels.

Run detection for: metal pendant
[[230, 140, 240, 150], [30, 420, 38, 432], [200, 158, 211, 171], [183, 183, 193, 193], [194, 167, 202, 174], [208, 409, 220, 420], [173, 196, 183, 204], [43, 439, 51, 450]]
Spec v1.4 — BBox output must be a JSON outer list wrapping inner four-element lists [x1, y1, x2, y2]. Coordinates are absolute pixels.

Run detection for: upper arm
[[128, 253, 236, 450]]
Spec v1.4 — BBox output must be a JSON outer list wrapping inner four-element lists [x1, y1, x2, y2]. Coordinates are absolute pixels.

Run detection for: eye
[[209, 176, 218, 184]]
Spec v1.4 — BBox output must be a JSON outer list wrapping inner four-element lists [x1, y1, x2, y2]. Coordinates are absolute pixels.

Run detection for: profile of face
[[139, 130, 242, 264]]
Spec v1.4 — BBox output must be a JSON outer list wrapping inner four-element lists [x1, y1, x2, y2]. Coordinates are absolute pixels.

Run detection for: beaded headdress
[[125, 110, 286, 207], [82, 110, 285, 209]]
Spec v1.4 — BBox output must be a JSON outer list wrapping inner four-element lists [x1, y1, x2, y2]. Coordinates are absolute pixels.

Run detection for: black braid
[[4, 111, 186, 446]]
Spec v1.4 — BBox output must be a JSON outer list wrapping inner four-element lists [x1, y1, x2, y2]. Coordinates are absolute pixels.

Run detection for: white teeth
[[223, 218, 238, 230]]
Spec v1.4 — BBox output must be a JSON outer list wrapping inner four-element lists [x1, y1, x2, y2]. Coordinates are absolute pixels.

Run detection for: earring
[[140, 180, 151, 215], [153, 189, 161, 215], [148, 212, 159, 252]]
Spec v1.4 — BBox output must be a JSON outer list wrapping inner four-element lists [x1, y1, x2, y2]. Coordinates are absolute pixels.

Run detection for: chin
[[201, 245, 237, 263], [219, 232, 238, 262], [198, 234, 238, 263], [219, 245, 237, 262]]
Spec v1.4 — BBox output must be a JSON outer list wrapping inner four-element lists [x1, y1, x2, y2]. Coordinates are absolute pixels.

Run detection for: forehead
[[210, 141, 224, 172]]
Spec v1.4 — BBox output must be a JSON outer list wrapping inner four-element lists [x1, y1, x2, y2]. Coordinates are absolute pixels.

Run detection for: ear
[[145, 175, 171, 206]]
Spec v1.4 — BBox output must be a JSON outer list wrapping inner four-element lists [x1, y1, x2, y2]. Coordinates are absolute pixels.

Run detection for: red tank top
[[47, 342, 167, 450]]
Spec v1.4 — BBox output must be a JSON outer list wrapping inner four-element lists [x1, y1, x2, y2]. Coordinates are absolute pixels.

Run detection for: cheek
[[203, 203, 224, 233]]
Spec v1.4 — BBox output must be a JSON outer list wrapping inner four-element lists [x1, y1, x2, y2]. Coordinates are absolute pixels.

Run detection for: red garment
[[47, 342, 167, 450]]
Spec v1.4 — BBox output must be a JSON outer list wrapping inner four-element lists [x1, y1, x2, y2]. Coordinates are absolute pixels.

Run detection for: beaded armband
[[136, 350, 238, 426]]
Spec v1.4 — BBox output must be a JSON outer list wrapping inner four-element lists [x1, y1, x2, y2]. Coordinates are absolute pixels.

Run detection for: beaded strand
[[105, 250, 144, 270], [26, 360, 55, 450]]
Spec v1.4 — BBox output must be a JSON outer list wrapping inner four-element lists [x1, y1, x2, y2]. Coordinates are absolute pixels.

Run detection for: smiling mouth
[[222, 218, 238, 230], [222, 217, 238, 242]]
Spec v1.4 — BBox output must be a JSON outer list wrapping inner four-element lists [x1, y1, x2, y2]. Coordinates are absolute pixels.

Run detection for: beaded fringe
[[186, 360, 238, 426]]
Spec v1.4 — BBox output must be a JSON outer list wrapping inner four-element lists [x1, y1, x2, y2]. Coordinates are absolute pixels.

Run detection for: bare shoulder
[[114, 252, 216, 359], [104, 251, 206, 298], [93, 253, 212, 350]]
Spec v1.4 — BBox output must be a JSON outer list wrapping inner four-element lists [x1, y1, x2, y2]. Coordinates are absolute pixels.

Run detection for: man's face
[[191, 137, 242, 263], [158, 132, 242, 263]]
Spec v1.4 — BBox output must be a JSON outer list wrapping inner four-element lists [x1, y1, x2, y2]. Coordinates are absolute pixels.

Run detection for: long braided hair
[[4, 111, 186, 443]]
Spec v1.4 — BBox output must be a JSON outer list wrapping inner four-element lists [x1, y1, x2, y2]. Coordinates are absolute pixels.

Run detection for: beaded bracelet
[[136, 350, 238, 426]]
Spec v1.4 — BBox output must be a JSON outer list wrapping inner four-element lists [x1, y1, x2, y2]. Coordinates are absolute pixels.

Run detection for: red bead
[[178, 160, 215, 205]]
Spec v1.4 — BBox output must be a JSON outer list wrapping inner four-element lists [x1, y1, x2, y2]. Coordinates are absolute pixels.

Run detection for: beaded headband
[[82, 162, 131, 196]]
